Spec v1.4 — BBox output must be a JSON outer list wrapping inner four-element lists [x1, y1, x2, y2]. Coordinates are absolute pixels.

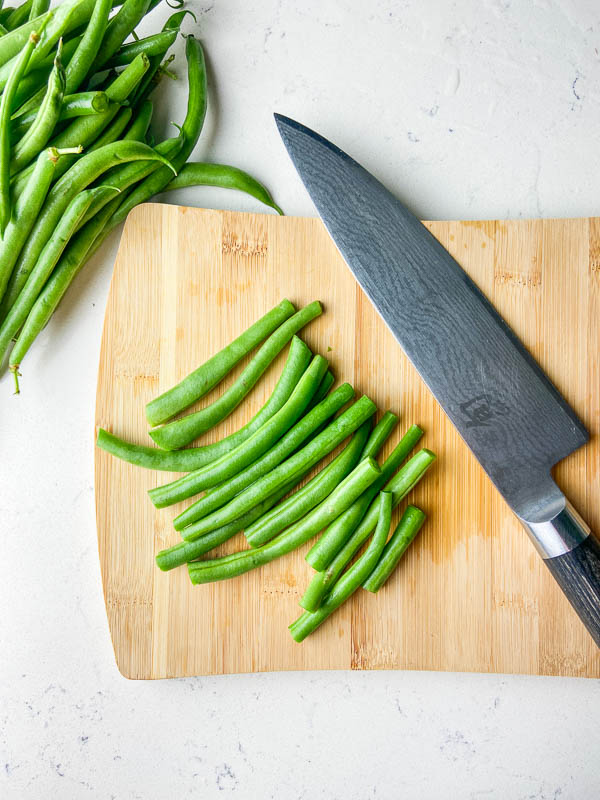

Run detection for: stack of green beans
[[97, 301, 437, 642], [0, 0, 283, 392]]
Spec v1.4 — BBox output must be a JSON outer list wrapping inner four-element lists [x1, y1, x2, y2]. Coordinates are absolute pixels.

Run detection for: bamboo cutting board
[[95, 204, 600, 679]]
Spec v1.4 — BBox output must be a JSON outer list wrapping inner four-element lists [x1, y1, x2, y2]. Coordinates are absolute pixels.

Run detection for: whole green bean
[[123, 98, 152, 141], [64, 0, 110, 93], [29, 0, 50, 23], [178, 394, 375, 538], [150, 302, 323, 450], [9, 39, 65, 174], [104, 30, 177, 69], [187, 459, 381, 584], [146, 299, 296, 427], [362, 505, 426, 593], [300, 449, 436, 611], [5, 0, 32, 31], [0, 29, 40, 232], [92, 0, 152, 72], [290, 492, 393, 642], [0, 138, 173, 322], [109, 36, 207, 228], [175, 384, 357, 536], [0, 146, 77, 304], [156, 471, 313, 572], [0, 186, 118, 365], [9, 191, 123, 381], [305, 424, 424, 572], [162, 162, 283, 215], [11, 91, 110, 138], [96, 336, 312, 472], [148, 354, 328, 508], [245, 419, 372, 548], [360, 411, 398, 460]]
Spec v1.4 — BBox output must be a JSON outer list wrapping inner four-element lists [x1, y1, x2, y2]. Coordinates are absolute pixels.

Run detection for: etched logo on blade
[[459, 394, 508, 429]]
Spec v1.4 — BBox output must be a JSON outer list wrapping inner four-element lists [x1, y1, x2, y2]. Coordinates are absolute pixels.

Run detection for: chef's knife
[[275, 114, 600, 647]]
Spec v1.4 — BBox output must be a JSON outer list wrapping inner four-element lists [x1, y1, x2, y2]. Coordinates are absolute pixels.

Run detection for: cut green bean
[[64, 0, 111, 93], [300, 448, 435, 612], [0, 186, 118, 364], [245, 419, 372, 548], [155, 472, 312, 572], [363, 505, 426, 593], [304, 424, 424, 572], [0, 29, 40, 232], [360, 411, 398, 460], [96, 336, 312, 472], [0, 138, 173, 323], [150, 302, 323, 450], [290, 492, 393, 642], [146, 299, 296, 427], [104, 30, 177, 69], [188, 458, 381, 584], [162, 162, 283, 215], [9, 39, 65, 174], [11, 91, 110, 138], [177, 393, 375, 538], [149, 354, 328, 508], [305, 370, 334, 412]]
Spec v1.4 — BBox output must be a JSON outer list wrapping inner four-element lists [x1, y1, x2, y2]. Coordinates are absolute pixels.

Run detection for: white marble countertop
[[2, 1, 600, 798]]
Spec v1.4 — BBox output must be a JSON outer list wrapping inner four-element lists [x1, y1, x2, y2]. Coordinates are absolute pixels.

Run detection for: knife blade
[[275, 113, 600, 646]]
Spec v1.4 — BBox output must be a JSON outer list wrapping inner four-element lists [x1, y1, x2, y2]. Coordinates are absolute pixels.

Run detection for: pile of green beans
[[0, 0, 284, 391], [98, 303, 437, 642]]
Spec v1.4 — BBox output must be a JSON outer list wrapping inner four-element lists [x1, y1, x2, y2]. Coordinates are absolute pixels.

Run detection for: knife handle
[[522, 502, 600, 648]]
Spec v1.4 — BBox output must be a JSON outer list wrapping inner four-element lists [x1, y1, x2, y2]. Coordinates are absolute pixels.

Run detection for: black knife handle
[[522, 503, 600, 648]]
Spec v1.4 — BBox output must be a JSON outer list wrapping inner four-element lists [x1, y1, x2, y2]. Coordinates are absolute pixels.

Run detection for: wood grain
[[94, 204, 600, 679]]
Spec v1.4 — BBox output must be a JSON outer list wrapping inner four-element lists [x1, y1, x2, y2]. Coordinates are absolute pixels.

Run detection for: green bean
[[245, 419, 372, 548], [9, 35, 80, 114], [65, 0, 110, 93], [149, 354, 328, 508], [96, 336, 312, 472], [8, 191, 123, 381], [150, 302, 323, 450], [187, 458, 381, 585], [5, 0, 32, 31], [305, 370, 334, 412], [290, 492, 393, 642], [0, 146, 76, 304], [156, 471, 313, 572], [104, 30, 177, 69], [305, 424, 424, 572], [0, 138, 173, 322], [9, 39, 65, 174], [148, 356, 327, 508], [123, 98, 152, 141], [0, 186, 118, 366], [162, 162, 283, 215], [0, 29, 40, 233], [92, 0, 152, 72], [146, 300, 297, 427], [11, 92, 110, 141], [29, 0, 49, 22], [88, 105, 132, 150], [362, 505, 426, 593], [109, 36, 207, 228], [300, 449, 435, 611], [0, 23, 8, 36], [177, 393, 375, 538], [360, 411, 398, 460]]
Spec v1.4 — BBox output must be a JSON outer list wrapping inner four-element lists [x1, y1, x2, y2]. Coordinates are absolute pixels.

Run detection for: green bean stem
[[300, 449, 435, 612], [9, 38, 65, 175], [245, 419, 372, 548], [304, 424, 424, 572], [96, 336, 312, 472], [177, 394, 375, 538], [362, 505, 426, 593], [146, 299, 296, 426], [0, 138, 173, 324], [150, 302, 323, 450], [162, 162, 283, 215], [148, 353, 328, 508], [290, 492, 393, 642], [188, 459, 382, 585], [0, 29, 40, 232]]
